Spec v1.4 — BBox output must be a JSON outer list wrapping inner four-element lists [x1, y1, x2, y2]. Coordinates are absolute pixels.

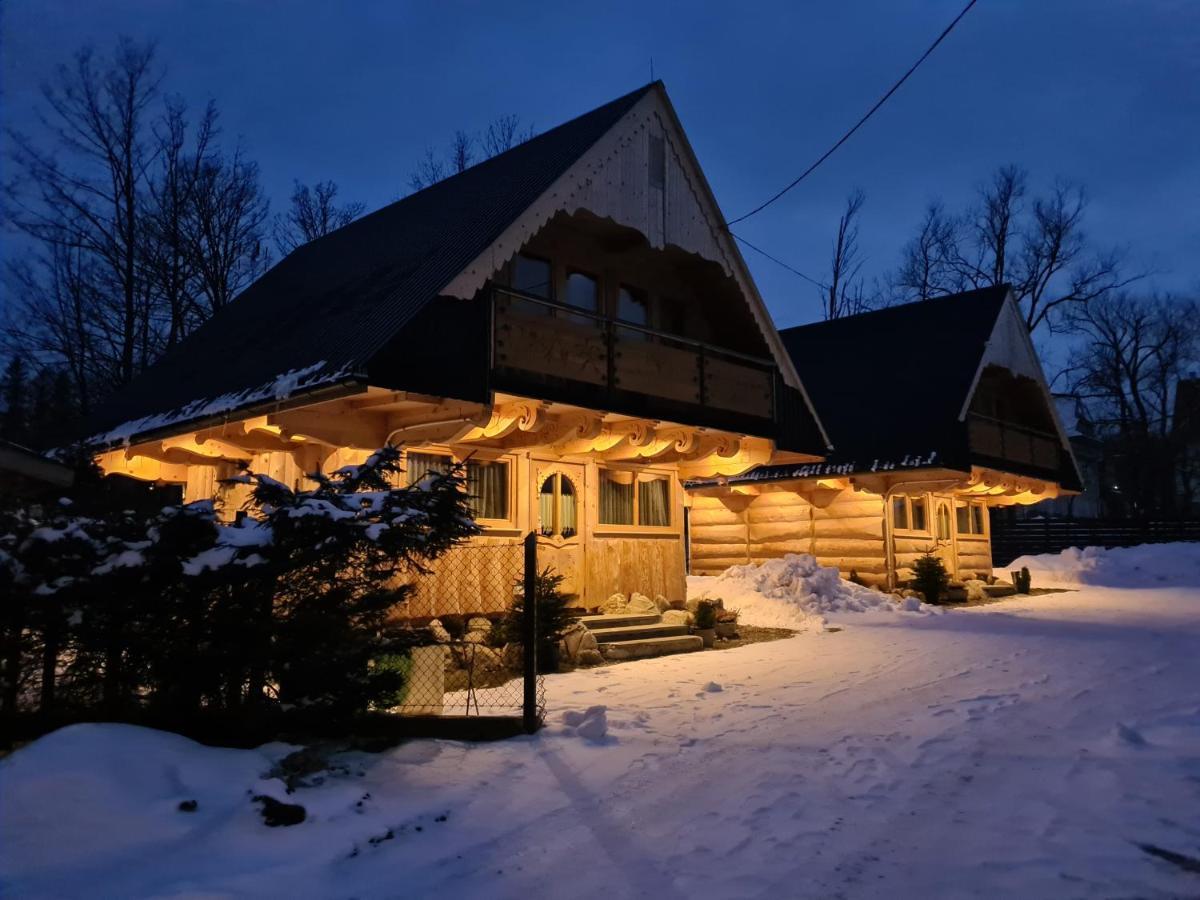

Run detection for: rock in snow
[[562, 705, 608, 742]]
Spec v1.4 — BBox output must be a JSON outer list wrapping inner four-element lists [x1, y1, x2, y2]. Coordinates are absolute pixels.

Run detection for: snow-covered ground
[[4, 545, 1200, 899]]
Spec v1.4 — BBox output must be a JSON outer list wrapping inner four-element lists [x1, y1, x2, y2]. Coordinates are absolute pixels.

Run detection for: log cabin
[[85, 82, 829, 618], [686, 287, 1084, 589]]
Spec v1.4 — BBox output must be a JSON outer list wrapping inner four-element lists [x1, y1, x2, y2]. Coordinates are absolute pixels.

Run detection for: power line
[[724, 0, 980, 228], [731, 232, 829, 290]]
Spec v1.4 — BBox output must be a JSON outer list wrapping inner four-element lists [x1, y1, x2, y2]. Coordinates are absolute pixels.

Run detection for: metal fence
[[991, 516, 1200, 567], [390, 532, 544, 732]]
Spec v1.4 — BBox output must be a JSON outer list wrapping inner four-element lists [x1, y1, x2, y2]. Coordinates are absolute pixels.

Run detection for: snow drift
[[687, 553, 933, 630], [1009, 542, 1200, 588]]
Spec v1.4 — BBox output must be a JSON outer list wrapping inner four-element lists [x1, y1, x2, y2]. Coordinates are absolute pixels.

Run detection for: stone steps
[[575, 612, 703, 662], [577, 613, 661, 629], [598, 634, 704, 661], [589, 622, 691, 643]]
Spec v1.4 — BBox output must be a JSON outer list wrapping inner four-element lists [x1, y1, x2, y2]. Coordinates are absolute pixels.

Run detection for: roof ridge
[[779, 284, 1011, 336]]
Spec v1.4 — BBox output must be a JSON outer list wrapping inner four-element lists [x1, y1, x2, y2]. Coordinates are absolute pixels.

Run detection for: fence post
[[522, 531, 540, 734]]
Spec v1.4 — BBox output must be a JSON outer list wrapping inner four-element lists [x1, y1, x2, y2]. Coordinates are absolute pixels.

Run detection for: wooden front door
[[932, 497, 958, 578], [534, 462, 587, 601]]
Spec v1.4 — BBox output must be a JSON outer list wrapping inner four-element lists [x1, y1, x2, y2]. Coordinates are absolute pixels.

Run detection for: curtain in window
[[560, 477, 578, 537], [539, 477, 556, 536], [637, 476, 670, 526], [892, 497, 909, 530], [467, 460, 508, 520], [956, 504, 970, 533], [937, 504, 952, 540], [599, 470, 634, 524], [407, 452, 449, 486]]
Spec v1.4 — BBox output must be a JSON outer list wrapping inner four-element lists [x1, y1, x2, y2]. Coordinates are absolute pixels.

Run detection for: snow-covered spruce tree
[[230, 445, 479, 720]]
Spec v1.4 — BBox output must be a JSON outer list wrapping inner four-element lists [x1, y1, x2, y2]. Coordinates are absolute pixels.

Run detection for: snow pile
[[688, 553, 935, 630], [1008, 542, 1200, 588]]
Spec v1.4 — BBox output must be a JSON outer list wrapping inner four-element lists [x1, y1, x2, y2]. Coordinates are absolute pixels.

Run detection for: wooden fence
[[990, 517, 1200, 567]]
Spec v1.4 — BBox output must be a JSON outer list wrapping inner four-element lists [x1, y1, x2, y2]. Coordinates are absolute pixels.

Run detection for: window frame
[[892, 494, 932, 536], [595, 466, 674, 533], [954, 499, 989, 539], [403, 448, 515, 531]]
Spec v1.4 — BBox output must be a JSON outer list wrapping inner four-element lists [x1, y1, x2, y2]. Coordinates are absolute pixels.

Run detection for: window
[[512, 254, 552, 298], [910, 497, 927, 531], [617, 286, 649, 327], [637, 476, 670, 526], [936, 502, 952, 540], [406, 451, 450, 486], [564, 271, 599, 314], [466, 459, 508, 521], [599, 469, 634, 525], [893, 495, 929, 533], [408, 452, 509, 522], [539, 473, 577, 538], [599, 469, 671, 527], [956, 501, 987, 536]]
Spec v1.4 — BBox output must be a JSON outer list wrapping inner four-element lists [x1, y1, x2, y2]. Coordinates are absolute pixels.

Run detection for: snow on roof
[[87, 361, 348, 448]]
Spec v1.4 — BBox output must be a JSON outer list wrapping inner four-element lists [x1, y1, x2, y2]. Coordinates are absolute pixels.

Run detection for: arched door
[[933, 497, 957, 578], [535, 463, 587, 600]]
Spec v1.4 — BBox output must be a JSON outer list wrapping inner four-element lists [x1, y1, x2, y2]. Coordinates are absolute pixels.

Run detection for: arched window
[[936, 502, 952, 541], [539, 473, 578, 539]]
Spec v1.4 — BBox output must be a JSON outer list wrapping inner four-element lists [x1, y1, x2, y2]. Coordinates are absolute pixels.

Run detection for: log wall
[[688, 485, 994, 588]]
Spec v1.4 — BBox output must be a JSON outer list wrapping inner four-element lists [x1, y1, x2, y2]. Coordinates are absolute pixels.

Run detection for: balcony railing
[[967, 412, 1061, 472], [491, 287, 776, 423]]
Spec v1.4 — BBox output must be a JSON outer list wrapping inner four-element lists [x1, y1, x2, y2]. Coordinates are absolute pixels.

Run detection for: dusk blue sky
[[3, 1, 1197, 331]]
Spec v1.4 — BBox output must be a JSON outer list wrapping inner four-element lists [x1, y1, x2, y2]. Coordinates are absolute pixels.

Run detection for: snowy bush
[[0, 446, 478, 733]]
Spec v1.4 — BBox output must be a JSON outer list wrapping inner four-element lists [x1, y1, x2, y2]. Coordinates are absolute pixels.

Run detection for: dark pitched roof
[[87, 83, 658, 442], [779, 286, 1009, 468]]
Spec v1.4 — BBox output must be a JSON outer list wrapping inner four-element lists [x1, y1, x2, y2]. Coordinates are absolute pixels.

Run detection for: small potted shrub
[[715, 607, 740, 640], [693, 599, 718, 648]]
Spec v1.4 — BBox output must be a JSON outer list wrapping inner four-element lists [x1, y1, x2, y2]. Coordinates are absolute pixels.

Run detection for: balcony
[[967, 412, 1062, 474], [491, 287, 778, 434]]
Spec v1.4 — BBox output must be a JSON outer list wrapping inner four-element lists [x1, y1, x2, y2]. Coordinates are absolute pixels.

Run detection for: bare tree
[[887, 166, 1136, 331], [891, 200, 961, 303], [822, 189, 872, 319], [408, 115, 536, 192], [272, 180, 364, 256], [407, 147, 446, 193], [4, 37, 272, 418], [482, 114, 535, 158], [184, 146, 270, 315], [1065, 293, 1199, 516], [6, 39, 161, 391]]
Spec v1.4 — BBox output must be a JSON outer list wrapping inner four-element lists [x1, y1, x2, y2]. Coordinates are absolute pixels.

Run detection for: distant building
[[0, 439, 74, 499]]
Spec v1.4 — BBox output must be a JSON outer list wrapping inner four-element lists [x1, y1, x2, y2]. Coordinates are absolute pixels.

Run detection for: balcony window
[[892, 496, 908, 530], [512, 254, 552, 298], [936, 502, 952, 540], [617, 286, 649, 327], [565, 272, 599, 314]]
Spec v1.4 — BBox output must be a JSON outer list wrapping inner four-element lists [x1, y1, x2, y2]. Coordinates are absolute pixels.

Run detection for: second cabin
[[686, 287, 1083, 589]]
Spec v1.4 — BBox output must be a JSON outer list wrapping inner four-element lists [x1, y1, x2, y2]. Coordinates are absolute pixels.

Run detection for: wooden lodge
[[686, 287, 1084, 588], [86, 82, 828, 616]]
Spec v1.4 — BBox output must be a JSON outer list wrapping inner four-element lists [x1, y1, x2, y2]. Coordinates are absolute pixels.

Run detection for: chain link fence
[[388, 533, 544, 730]]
